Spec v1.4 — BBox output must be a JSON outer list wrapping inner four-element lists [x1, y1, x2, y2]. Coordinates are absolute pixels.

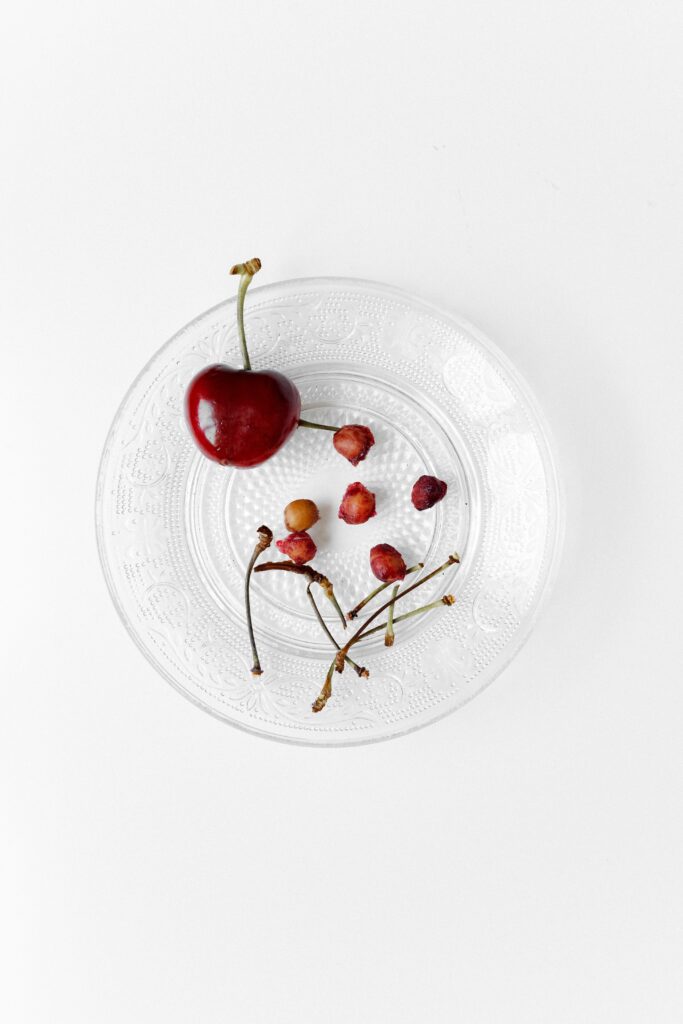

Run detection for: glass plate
[[96, 278, 563, 745]]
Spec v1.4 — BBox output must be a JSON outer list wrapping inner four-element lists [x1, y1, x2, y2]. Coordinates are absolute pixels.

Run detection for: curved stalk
[[254, 560, 347, 630], [385, 585, 399, 647], [347, 563, 424, 620], [312, 659, 336, 713], [298, 419, 339, 432], [364, 594, 455, 640], [306, 584, 367, 677], [334, 554, 460, 672], [311, 596, 455, 715], [244, 524, 273, 675], [230, 257, 261, 371]]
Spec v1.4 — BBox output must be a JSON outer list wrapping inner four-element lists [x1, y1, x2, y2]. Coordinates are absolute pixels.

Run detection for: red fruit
[[276, 531, 317, 565], [185, 364, 301, 468], [370, 544, 407, 583], [411, 475, 448, 510], [338, 482, 377, 524], [333, 424, 375, 466]]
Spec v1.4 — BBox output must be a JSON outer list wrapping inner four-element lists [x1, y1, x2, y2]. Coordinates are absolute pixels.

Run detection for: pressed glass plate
[[96, 278, 563, 745]]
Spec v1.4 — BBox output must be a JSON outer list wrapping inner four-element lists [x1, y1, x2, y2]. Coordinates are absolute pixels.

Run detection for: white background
[[2, 1, 682, 1021]]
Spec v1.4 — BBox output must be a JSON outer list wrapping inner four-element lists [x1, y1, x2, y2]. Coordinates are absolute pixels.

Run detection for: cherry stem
[[334, 554, 460, 672], [312, 659, 336, 713], [244, 524, 273, 676], [364, 594, 455, 640], [384, 585, 399, 647], [230, 258, 261, 371], [254, 560, 347, 630], [347, 563, 424, 620], [310, 592, 456, 715], [306, 584, 368, 677], [298, 419, 338, 432]]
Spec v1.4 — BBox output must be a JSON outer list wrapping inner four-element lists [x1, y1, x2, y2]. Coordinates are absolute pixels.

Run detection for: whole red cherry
[[338, 482, 376, 524], [276, 531, 317, 564], [370, 544, 407, 583], [333, 424, 375, 466], [185, 260, 302, 468], [411, 475, 448, 510], [186, 364, 301, 468]]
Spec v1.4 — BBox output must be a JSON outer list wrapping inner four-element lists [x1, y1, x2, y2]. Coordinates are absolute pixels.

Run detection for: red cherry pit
[[338, 482, 377, 524], [370, 544, 407, 583], [185, 258, 374, 469], [332, 424, 375, 466], [276, 531, 317, 565], [411, 475, 448, 510]]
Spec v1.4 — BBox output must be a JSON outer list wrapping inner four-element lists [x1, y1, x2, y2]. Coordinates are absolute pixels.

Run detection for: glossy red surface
[[185, 364, 301, 468]]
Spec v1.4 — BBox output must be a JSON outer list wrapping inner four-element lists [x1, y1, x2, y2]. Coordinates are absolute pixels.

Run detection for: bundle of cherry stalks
[[245, 520, 460, 714]]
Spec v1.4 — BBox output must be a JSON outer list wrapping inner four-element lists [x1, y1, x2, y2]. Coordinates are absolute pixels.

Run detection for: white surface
[[1, 1, 682, 1021]]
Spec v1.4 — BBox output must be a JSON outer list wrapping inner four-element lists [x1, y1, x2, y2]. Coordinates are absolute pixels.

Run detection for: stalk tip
[[230, 258, 261, 276]]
